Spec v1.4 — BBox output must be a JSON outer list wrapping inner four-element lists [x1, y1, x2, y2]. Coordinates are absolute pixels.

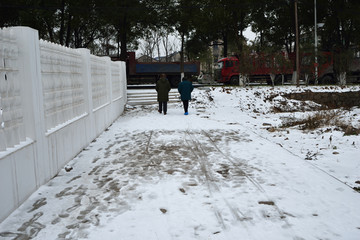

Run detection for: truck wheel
[[230, 76, 239, 85], [274, 75, 283, 85], [319, 74, 335, 85]]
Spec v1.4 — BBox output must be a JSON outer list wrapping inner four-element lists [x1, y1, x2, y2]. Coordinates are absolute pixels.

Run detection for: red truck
[[214, 52, 335, 85]]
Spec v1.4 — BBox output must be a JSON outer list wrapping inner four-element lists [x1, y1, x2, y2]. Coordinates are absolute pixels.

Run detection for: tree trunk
[[59, 0, 66, 45], [223, 33, 228, 57], [236, 31, 243, 55], [180, 33, 185, 80], [305, 73, 309, 86], [339, 72, 346, 86], [65, 14, 72, 47], [270, 73, 276, 87], [292, 71, 297, 84], [45, 20, 54, 42], [119, 16, 127, 61], [117, 34, 120, 58], [162, 32, 169, 62], [239, 74, 248, 87]]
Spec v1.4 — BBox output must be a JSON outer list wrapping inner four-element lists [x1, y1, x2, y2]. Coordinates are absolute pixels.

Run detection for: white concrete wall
[[0, 27, 127, 222]]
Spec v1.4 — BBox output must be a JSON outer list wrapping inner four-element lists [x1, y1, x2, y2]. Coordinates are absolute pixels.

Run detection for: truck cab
[[214, 57, 240, 85]]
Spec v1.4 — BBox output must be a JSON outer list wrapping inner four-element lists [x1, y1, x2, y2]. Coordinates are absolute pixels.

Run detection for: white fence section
[[40, 41, 86, 132], [0, 27, 127, 223]]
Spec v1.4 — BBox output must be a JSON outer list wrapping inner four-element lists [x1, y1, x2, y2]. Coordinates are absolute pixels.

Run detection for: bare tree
[[139, 31, 157, 61], [153, 30, 162, 61], [138, 27, 179, 62], [161, 29, 171, 62], [160, 27, 178, 62]]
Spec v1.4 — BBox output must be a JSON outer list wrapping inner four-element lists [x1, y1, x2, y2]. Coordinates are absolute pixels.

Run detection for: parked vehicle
[[215, 53, 290, 85], [119, 52, 200, 87], [214, 51, 340, 85]]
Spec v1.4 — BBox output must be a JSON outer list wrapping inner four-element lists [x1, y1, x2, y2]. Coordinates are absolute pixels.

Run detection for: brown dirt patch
[[282, 90, 360, 109]]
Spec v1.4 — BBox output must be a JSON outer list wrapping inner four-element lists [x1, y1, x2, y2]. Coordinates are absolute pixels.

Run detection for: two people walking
[[155, 74, 193, 115]]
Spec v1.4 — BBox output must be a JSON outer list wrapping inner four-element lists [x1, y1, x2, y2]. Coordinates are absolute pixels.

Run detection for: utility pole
[[314, 0, 318, 85], [295, 0, 300, 87]]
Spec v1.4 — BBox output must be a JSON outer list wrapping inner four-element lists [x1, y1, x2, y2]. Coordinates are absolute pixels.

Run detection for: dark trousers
[[182, 100, 189, 113], [159, 102, 167, 114]]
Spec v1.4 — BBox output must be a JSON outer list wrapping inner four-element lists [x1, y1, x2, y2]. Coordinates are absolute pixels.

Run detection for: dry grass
[[280, 110, 360, 135]]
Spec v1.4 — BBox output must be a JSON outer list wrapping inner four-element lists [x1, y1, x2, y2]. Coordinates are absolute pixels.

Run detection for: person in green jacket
[[178, 76, 194, 115], [156, 73, 171, 115]]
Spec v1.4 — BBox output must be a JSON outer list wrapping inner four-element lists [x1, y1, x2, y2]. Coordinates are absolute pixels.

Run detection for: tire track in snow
[[200, 130, 294, 230], [145, 130, 153, 154], [144, 130, 159, 169], [184, 130, 251, 232], [202, 130, 265, 193], [184, 130, 227, 230]]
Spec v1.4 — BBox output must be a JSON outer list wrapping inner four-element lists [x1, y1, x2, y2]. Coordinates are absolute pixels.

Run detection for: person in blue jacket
[[178, 76, 194, 115]]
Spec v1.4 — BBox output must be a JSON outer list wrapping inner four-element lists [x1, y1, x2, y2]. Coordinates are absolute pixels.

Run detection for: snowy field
[[0, 85, 359, 240]]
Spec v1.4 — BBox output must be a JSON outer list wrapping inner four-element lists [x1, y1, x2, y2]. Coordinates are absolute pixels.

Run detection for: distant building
[[166, 52, 182, 62], [137, 55, 157, 62], [137, 51, 186, 62]]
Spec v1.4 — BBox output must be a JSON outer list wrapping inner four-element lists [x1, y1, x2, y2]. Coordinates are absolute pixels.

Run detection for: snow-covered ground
[[0, 85, 359, 240]]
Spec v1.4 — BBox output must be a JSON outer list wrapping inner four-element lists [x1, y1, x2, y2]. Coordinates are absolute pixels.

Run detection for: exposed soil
[[282, 90, 360, 109]]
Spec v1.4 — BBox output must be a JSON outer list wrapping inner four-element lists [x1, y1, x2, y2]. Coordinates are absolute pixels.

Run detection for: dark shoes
[[158, 110, 166, 115]]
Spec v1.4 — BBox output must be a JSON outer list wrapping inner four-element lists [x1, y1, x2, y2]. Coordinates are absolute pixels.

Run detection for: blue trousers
[[182, 100, 189, 113]]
